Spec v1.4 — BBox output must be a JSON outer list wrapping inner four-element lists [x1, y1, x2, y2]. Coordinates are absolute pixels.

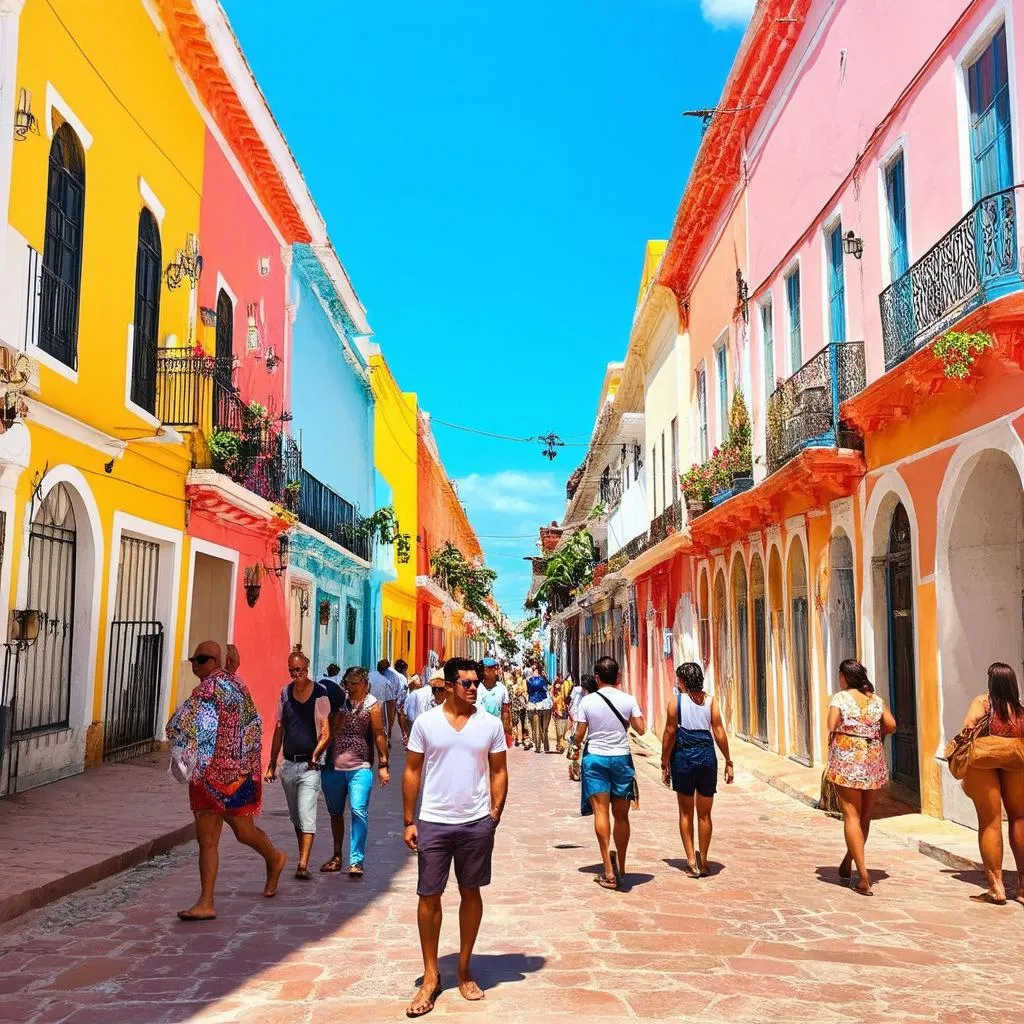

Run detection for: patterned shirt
[[167, 669, 262, 786]]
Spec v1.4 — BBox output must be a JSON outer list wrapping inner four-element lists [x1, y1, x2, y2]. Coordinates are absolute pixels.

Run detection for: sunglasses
[[189, 654, 216, 665], [288, 666, 306, 675], [456, 679, 480, 689]]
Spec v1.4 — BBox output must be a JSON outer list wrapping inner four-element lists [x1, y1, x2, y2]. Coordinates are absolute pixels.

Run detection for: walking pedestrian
[[370, 658, 401, 745], [318, 663, 346, 714], [509, 670, 530, 748], [319, 666, 389, 878], [393, 659, 411, 726], [402, 657, 508, 1017], [660, 663, 733, 877], [477, 657, 512, 745], [552, 675, 570, 753], [570, 656, 644, 891], [167, 641, 286, 921], [825, 659, 897, 896], [405, 670, 448, 733], [398, 672, 423, 743], [264, 652, 331, 880], [958, 662, 1024, 906], [526, 664, 553, 753]]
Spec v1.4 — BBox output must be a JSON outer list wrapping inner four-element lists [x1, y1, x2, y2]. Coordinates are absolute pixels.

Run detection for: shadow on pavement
[[418, 952, 546, 992], [944, 866, 1020, 895], [813, 865, 891, 888], [662, 857, 725, 877]]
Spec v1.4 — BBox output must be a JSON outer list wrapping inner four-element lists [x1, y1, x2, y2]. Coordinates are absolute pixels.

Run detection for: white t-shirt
[[369, 670, 398, 703], [477, 682, 509, 719], [404, 685, 437, 724], [577, 687, 643, 756], [408, 705, 507, 824]]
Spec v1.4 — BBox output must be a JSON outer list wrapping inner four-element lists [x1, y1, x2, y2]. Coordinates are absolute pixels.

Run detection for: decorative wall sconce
[[266, 532, 289, 577], [166, 233, 203, 290], [735, 268, 750, 323], [14, 89, 38, 141], [246, 304, 260, 350], [244, 565, 263, 607], [264, 347, 281, 374], [843, 230, 864, 260], [298, 588, 310, 619], [318, 598, 332, 627], [258, 256, 271, 277], [8, 608, 40, 649]]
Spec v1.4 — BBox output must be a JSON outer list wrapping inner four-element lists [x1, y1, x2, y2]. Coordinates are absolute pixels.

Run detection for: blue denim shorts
[[581, 753, 635, 802]]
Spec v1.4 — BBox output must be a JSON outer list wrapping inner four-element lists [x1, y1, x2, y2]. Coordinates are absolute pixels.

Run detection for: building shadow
[[417, 952, 545, 992], [662, 857, 725, 877]]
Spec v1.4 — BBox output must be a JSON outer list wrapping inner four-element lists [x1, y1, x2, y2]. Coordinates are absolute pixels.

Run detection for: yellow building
[[0, 0, 205, 790], [369, 349, 418, 667]]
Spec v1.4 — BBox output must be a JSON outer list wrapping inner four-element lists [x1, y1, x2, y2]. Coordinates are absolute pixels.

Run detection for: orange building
[[415, 411, 485, 671]]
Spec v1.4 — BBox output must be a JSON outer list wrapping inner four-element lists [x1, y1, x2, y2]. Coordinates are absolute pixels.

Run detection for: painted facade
[[538, 0, 1024, 831], [370, 349, 418, 668]]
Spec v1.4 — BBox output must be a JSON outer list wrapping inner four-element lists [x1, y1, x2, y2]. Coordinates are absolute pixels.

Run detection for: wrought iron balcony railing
[[605, 498, 683, 568], [155, 349, 293, 505], [298, 469, 371, 562], [766, 342, 865, 474], [879, 185, 1021, 370], [599, 473, 623, 511]]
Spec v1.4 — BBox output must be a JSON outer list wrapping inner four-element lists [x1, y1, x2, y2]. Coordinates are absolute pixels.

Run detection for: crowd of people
[[165, 638, 1024, 1014]]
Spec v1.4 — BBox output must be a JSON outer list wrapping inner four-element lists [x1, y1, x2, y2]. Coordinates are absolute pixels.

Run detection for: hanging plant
[[932, 329, 995, 380], [360, 505, 412, 563], [208, 429, 243, 473], [283, 478, 301, 511], [588, 501, 608, 522], [318, 597, 331, 626], [244, 564, 263, 607]]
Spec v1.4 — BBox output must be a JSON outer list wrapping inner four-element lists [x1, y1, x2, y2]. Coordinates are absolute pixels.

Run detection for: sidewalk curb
[[0, 821, 195, 926]]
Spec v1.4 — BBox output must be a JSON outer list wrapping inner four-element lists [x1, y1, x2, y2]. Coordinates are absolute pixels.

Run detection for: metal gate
[[103, 537, 164, 762]]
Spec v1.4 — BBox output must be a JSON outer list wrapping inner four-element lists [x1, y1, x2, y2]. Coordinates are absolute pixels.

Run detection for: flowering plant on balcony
[[680, 390, 753, 507]]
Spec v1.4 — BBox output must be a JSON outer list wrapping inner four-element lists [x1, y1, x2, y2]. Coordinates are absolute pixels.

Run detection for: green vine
[[536, 528, 596, 604], [359, 505, 411, 564], [933, 329, 996, 380], [588, 501, 608, 522], [430, 542, 510, 647]]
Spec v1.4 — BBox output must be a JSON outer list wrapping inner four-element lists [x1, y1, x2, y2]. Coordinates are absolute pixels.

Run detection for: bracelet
[[404, 820, 415, 828]]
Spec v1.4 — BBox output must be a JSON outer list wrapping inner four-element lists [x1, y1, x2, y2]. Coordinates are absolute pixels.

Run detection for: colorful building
[[370, 348, 418, 668]]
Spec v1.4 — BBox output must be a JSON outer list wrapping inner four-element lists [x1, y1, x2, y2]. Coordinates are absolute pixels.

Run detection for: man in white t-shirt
[[403, 670, 447, 735], [403, 657, 508, 1017], [570, 656, 645, 892], [476, 657, 511, 740]]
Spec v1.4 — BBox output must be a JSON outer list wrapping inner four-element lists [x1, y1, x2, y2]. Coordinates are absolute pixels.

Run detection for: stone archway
[[713, 569, 731, 727], [788, 537, 813, 764], [827, 530, 857, 694], [731, 555, 750, 739], [698, 567, 711, 673], [750, 553, 768, 745], [768, 545, 785, 751]]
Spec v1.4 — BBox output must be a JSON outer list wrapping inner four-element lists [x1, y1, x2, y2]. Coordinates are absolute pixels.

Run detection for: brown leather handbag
[[944, 712, 989, 780], [970, 736, 1024, 771]]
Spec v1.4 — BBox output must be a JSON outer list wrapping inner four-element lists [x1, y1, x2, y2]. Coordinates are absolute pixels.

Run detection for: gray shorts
[[416, 815, 497, 896], [279, 759, 319, 833]]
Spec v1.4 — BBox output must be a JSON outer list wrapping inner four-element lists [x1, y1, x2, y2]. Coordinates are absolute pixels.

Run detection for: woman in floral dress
[[509, 671, 530, 748], [825, 659, 896, 896]]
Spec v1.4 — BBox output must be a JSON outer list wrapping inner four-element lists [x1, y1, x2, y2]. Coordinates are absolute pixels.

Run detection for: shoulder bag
[[944, 711, 989, 780], [595, 691, 640, 809]]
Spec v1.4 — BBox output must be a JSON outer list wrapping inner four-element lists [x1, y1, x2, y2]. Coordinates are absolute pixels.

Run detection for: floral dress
[[167, 669, 264, 815], [826, 689, 888, 790]]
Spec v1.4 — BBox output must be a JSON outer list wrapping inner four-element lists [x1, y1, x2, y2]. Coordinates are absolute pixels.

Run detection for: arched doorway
[[750, 553, 768, 745], [827, 531, 857, 692], [731, 556, 750, 739], [698, 568, 710, 673], [712, 570, 730, 726], [14, 483, 77, 736], [941, 451, 1024, 745], [768, 546, 785, 749], [788, 538, 812, 764], [885, 502, 919, 795]]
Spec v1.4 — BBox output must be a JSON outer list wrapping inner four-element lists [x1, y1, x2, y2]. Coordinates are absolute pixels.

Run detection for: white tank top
[[678, 691, 712, 731]]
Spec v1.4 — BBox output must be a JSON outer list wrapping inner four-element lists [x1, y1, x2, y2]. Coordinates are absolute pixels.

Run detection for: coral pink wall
[[199, 128, 288, 418], [190, 512, 291, 757], [746, 0, 1004, 390]]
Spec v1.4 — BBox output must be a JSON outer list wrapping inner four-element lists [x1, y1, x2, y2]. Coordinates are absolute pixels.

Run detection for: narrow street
[[1, 741, 1020, 1024]]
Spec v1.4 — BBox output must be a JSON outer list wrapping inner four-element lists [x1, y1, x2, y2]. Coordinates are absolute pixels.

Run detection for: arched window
[[215, 288, 233, 379], [130, 209, 162, 413], [41, 124, 86, 368]]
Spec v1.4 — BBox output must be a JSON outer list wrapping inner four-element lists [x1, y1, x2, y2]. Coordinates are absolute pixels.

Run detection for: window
[[885, 152, 909, 279], [660, 431, 666, 513], [215, 288, 234, 378], [346, 603, 357, 645], [651, 445, 657, 515], [131, 209, 162, 413], [968, 24, 1013, 201], [715, 342, 728, 441], [696, 366, 709, 462], [40, 123, 86, 369], [760, 301, 774, 402], [826, 222, 846, 343], [670, 417, 679, 503], [785, 268, 802, 371], [633, 444, 642, 481]]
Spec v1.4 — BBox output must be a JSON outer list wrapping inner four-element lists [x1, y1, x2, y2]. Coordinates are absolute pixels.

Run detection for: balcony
[[298, 468, 371, 562], [155, 349, 292, 506], [599, 473, 623, 511], [879, 186, 1022, 371], [766, 341, 865, 474]]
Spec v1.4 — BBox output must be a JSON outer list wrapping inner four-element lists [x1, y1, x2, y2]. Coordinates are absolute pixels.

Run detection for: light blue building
[[285, 243, 384, 674]]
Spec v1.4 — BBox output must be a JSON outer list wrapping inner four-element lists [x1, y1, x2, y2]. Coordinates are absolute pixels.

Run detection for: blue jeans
[[320, 767, 373, 865]]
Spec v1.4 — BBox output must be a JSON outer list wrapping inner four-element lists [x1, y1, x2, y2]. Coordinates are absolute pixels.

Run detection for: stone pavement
[[1, 737, 1022, 1024]]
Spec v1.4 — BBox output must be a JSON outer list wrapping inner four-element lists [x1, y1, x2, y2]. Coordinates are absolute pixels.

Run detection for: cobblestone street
[[1, 742, 1022, 1024]]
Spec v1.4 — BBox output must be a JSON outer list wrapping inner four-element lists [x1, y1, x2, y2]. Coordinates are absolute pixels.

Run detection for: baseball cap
[[481, 657, 498, 667]]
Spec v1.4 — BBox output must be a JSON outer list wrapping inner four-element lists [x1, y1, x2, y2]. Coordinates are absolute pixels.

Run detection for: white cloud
[[700, 0, 754, 29], [456, 470, 559, 516]]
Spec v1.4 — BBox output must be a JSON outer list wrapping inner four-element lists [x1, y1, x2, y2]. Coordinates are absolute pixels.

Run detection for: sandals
[[406, 984, 442, 1018], [294, 866, 311, 881], [594, 874, 618, 890], [695, 851, 709, 878], [348, 863, 364, 879], [320, 856, 343, 873], [969, 891, 1007, 905]]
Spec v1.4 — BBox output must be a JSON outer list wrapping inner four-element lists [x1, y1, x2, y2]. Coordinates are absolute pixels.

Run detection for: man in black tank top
[[265, 653, 331, 879]]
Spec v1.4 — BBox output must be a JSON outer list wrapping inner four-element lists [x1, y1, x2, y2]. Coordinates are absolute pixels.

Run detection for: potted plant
[[208, 429, 243, 475], [726, 390, 753, 487], [244, 565, 263, 607], [283, 479, 301, 511]]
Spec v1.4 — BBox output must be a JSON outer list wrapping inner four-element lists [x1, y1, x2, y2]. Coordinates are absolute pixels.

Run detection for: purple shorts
[[416, 814, 497, 896]]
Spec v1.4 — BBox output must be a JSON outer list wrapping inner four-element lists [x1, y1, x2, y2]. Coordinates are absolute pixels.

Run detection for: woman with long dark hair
[[825, 659, 896, 896], [959, 662, 1024, 905], [660, 663, 733, 877]]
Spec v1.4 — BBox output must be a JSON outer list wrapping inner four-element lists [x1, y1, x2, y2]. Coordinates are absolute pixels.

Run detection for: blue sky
[[222, 0, 752, 615]]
